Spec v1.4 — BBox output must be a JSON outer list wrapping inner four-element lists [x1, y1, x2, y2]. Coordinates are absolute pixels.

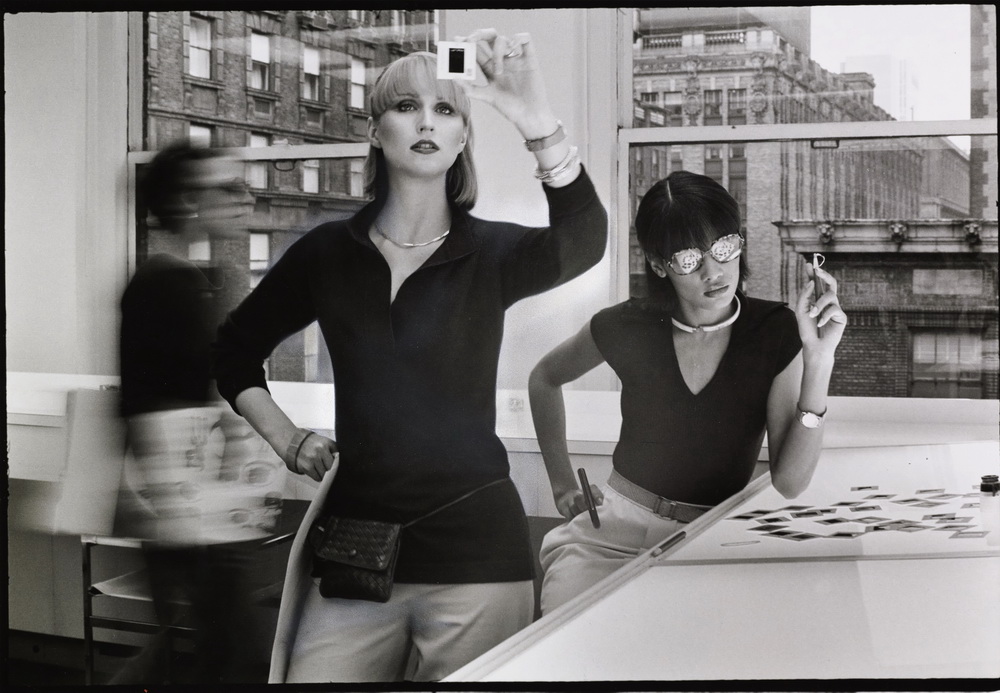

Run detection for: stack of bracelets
[[524, 121, 581, 186]]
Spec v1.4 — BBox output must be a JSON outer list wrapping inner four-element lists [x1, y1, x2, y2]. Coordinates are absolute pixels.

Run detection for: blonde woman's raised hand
[[454, 29, 555, 137]]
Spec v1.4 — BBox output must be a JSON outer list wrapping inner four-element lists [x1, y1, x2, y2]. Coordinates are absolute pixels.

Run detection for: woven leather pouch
[[308, 516, 401, 602], [307, 478, 506, 602]]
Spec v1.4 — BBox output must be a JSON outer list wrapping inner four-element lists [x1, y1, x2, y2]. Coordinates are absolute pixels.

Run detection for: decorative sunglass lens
[[710, 235, 741, 262], [672, 250, 702, 274]]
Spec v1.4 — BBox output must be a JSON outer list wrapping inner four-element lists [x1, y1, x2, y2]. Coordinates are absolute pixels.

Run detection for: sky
[[810, 4, 972, 122]]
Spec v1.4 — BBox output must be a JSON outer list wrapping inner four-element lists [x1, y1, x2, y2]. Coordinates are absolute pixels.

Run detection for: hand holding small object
[[452, 29, 555, 138], [795, 256, 847, 357], [555, 476, 604, 522]]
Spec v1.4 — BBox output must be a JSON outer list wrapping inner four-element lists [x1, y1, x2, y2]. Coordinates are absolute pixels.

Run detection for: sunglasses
[[667, 233, 744, 276]]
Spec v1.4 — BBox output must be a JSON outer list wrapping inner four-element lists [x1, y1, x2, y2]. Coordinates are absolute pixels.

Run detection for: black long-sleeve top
[[214, 170, 607, 583], [120, 254, 221, 418]]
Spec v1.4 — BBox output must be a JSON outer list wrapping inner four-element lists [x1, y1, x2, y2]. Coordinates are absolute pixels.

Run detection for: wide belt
[[607, 469, 711, 523]]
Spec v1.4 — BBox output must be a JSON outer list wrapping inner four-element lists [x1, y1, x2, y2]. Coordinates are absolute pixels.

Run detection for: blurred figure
[[116, 140, 272, 684]]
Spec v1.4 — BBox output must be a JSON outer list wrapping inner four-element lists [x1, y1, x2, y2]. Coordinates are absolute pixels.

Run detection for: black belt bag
[[307, 478, 507, 602]]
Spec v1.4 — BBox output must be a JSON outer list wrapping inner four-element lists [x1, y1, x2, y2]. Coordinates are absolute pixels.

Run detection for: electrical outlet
[[508, 397, 525, 413]]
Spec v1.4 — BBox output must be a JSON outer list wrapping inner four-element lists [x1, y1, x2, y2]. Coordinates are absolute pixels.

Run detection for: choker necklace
[[672, 296, 741, 333], [374, 220, 450, 249]]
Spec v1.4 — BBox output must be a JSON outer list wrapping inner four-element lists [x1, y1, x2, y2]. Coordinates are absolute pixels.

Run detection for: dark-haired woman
[[212, 29, 607, 683], [531, 170, 846, 614]]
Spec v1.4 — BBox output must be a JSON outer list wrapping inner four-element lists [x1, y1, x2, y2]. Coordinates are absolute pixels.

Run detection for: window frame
[[302, 157, 321, 193], [615, 117, 997, 301], [350, 57, 368, 111], [302, 45, 321, 101], [250, 30, 272, 91], [187, 14, 213, 80], [123, 10, 997, 400]]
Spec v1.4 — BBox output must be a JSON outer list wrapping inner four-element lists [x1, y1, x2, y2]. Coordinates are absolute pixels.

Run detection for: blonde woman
[[213, 30, 607, 682]]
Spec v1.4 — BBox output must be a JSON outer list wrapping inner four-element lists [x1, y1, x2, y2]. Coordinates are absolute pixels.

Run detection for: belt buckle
[[654, 497, 678, 519]]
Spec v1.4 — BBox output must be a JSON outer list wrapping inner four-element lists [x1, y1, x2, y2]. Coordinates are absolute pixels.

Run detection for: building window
[[350, 57, 367, 110], [704, 145, 723, 183], [303, 46, 320, 100], [911, 330, 984, 398], [728, 88, 746, 124], [250, 32, 271, 90], [639, 91, 658, 105], [349, 158, 365, 197], [189, 15, 212, 79], [189, 123, 212, 147], [663, 91, 683, 126], [704, 89, 722, 125], [302, 158, 320, 194], [248, 133, 269, 189], [249, 232, 270, 289]]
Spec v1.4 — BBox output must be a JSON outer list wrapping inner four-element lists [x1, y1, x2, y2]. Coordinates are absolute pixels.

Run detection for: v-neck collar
[[667, 291, 748, 398]]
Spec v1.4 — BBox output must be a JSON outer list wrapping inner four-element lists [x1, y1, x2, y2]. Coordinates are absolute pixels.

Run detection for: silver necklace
[[374, 220, 450, 249], [672, 296, 741, 333]]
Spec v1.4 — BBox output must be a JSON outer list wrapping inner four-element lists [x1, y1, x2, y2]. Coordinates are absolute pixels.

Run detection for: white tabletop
[[447, 441, 1000, 682]]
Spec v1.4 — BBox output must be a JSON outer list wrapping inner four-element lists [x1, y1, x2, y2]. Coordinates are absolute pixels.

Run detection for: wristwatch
[[797, 406, 826, 429]]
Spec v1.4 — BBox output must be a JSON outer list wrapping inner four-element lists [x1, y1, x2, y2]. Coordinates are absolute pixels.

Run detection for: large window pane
[[626, 136, 998, 400], [626, 6, 996, 400], [138, 10, 441, 383]]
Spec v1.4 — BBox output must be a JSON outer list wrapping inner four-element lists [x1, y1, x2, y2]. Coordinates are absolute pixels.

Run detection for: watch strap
[[797, 405, 827, 428]]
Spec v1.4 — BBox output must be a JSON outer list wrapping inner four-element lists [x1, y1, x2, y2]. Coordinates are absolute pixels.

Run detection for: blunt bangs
[[369, 52, 471, 124], [636, 172, 742, 260], [635, 171, 749, 305]]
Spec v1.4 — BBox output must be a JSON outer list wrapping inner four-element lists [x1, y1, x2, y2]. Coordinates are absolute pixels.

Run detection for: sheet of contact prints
[[664, 440, 1000, 564]]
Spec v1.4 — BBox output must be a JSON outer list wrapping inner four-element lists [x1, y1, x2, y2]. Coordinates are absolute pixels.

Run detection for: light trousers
[[539, 485, 684, 615], [285, 578, 533, 682]]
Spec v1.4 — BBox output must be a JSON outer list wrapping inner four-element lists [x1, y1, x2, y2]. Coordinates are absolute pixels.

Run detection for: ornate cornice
[[775, 219, 999, 254]]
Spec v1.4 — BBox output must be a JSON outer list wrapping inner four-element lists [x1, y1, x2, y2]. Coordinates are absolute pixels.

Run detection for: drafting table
[[447, 440, 1000, 682]]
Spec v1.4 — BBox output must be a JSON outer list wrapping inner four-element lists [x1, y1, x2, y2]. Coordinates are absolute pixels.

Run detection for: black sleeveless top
[[591, 293, 801, 506]]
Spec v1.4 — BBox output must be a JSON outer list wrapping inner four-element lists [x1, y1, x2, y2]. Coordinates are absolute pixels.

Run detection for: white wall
[[441, 9, 621, 393], [4, 13, 129, 376]]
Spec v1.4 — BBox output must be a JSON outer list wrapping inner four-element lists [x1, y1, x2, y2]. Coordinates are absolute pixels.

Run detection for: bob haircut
[[363, 51, 477, 209], [634, 170, 750, 307], [142, 140, 221, 231]]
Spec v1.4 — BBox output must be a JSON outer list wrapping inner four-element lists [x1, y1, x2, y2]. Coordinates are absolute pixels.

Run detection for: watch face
[[800, 411, 822, 429]]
